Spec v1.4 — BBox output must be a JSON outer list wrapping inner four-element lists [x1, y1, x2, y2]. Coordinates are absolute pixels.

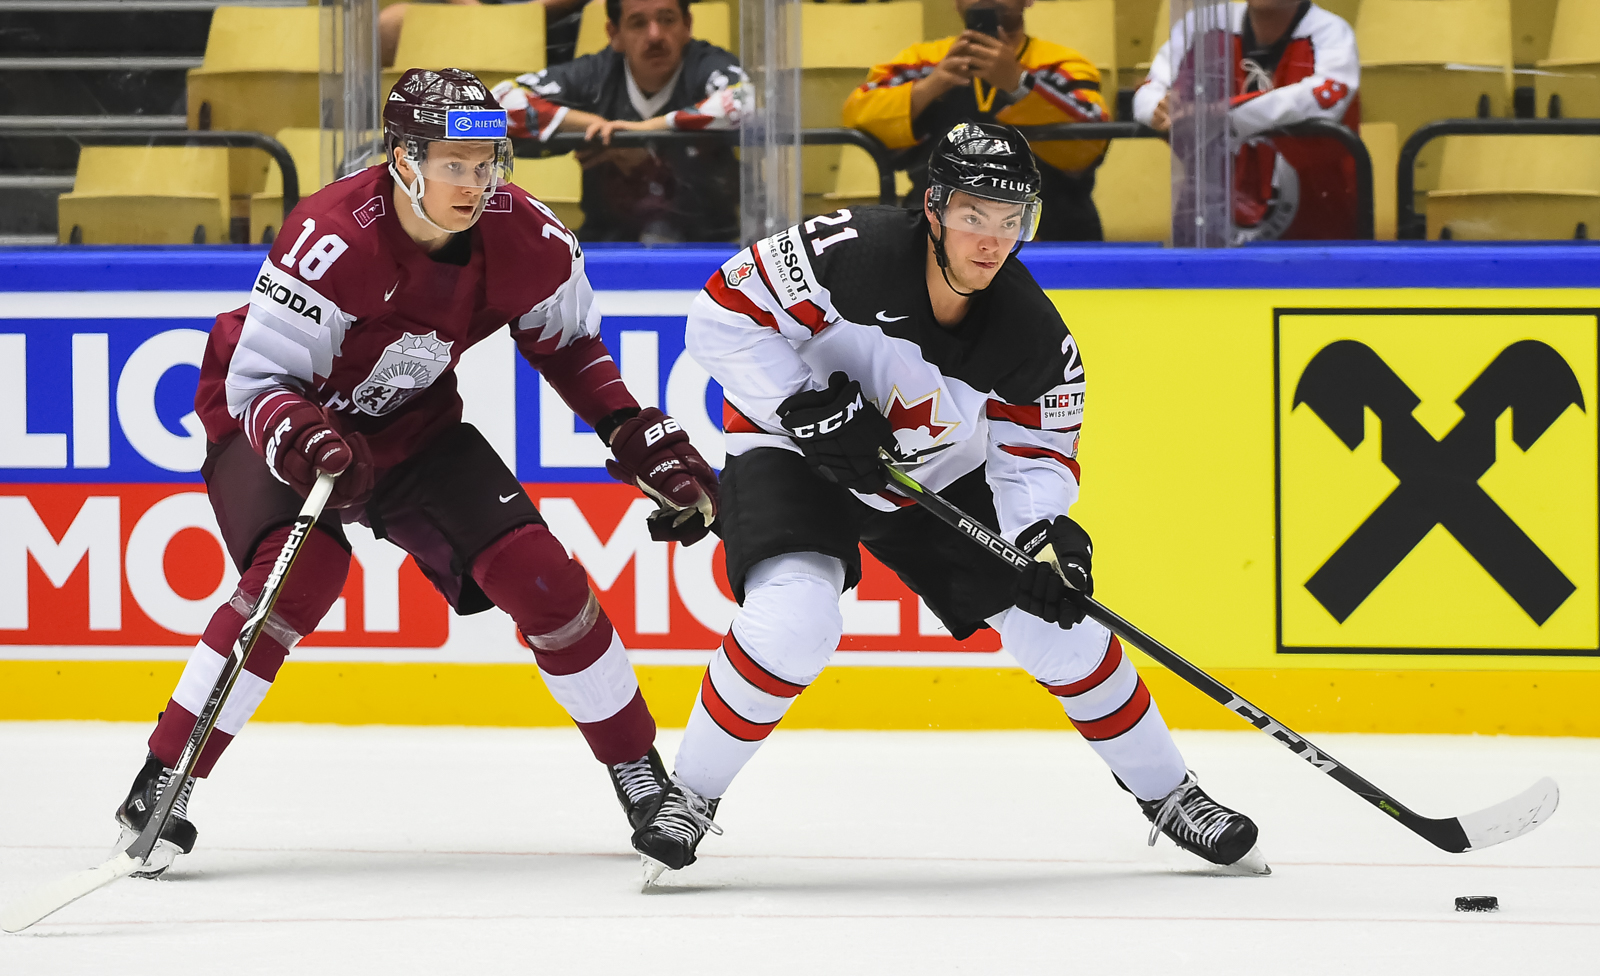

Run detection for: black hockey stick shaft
[[125, 471, 338, 863], [878, 458, 1475, 853]]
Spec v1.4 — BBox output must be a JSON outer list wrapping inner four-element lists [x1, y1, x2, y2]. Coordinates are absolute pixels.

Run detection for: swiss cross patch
[[1039, 383, 1084, 429], [352, 195, 386, 228]]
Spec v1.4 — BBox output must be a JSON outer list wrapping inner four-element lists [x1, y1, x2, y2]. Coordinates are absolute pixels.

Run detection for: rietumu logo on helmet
[[384, 68, 514, 234]]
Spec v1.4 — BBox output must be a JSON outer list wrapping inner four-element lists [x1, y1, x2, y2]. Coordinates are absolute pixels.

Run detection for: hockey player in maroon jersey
[[111, 67, 719, 877], [1136, 0, 1361, 241], [631, 122, 1266, 882]]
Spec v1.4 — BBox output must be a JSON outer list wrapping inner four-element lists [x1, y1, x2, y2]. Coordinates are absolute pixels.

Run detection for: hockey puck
[[1455, 895, 1499, 912]]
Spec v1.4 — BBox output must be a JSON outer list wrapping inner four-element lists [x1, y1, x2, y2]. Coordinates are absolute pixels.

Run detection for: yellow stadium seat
[[186, 6, 321, 196], [575, 0, 731, 59], [1357, 0, 1514, 198], [1090, 136, 1170, 242], [59, 146, 232, 245], [1425, 134, 1600, 240], [1360, 121, 1399, 240], [802, 1, 923, 209], [385, 3, 546, 95], [1536, 0, 1600, 119], [248, 129, 383, 244], [1316, 0, 1362, 30], [509, 153, 586, 230], [1026, 0, 1116, 92], [824, 143, 914, 204], [1117, 0, 1162, 90], [1515, 0, 1559, 66]]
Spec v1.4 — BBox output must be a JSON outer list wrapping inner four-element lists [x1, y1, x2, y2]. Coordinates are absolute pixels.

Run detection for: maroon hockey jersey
[[195, 165, 635, 469]]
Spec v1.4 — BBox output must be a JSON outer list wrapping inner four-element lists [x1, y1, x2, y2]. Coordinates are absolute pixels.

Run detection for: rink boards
[[3, 244, 1598, 734]]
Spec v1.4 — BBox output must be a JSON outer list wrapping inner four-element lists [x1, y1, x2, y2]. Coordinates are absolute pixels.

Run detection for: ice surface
[[1, 722, 1595, 975]]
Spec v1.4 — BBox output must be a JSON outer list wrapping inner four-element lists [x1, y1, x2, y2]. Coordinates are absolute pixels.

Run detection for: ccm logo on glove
[[787, 390, 863, 439]]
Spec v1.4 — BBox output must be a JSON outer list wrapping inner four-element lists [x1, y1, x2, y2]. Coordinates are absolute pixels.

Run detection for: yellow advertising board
[[1056, 288, 1600, 695]]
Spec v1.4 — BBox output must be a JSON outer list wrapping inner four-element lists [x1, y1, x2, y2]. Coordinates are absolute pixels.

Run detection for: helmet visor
[[409, 139, 514, 189], [938, 189, 1041, 246]]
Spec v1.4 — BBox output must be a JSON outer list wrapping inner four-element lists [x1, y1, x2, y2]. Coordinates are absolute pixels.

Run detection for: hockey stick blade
[[0, 854, 141, 934], [2, 471, 338, 933], [1457, 776, 1559, 852], [878, 455, 1560, 855]]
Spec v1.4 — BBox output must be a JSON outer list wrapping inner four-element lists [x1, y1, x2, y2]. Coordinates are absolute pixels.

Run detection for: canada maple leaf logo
[[884, 386, 957, 456], [725, 261, 755, 287]]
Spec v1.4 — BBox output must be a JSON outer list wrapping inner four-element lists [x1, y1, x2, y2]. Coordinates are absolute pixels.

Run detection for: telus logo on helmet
[[445, 109, 508, 139]]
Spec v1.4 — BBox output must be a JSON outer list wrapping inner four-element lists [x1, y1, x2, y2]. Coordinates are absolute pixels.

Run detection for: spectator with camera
[[842, 0, 1110, 241], [494, 0, 749, 242], [1135, 0, 1360, 241]]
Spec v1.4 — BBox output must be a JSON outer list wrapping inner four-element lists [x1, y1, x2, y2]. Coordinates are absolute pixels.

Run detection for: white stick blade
[[1460, 777, 1560, 851], [0, 853, 142, 933]]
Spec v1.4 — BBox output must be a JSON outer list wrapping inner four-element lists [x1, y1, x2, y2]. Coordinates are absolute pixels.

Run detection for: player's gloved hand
[[605, 407, 719, 545], [246, 391, 374, 509], [1013, 515, 1094, 629], [776, 371, 898, 493]]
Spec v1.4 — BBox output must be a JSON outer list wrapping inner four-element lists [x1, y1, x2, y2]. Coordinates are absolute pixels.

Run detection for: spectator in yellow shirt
[[842, 0, 1110, 241]]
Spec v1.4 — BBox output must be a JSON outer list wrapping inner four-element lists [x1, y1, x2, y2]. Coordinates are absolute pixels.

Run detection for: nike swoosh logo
[[498, 493, 518, 504], [384, 282, 399, 301], [876, 311, 908, 323]]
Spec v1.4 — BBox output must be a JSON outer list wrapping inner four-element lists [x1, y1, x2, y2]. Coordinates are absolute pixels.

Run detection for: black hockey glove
[[776, 371, 898, 493], [1013, 516, 1094, 629]]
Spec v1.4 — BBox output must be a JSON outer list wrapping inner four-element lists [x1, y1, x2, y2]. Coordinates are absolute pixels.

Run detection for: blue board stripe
[[0, 242, 1596, 292]]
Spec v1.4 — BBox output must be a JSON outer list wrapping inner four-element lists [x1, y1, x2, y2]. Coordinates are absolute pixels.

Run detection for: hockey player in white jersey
[[631, 122, 1266, 880]]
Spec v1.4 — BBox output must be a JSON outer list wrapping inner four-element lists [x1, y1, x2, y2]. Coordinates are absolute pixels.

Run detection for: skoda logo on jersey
[[1275, 308, 1598, 657], [445, 108, 508, 139], [351, 331, 456, 416]]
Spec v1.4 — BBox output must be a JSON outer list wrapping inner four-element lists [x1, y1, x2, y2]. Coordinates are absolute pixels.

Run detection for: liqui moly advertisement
[[0, 250, 997, 662]]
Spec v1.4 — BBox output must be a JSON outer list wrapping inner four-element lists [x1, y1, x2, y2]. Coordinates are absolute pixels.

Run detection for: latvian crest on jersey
[[352, 331, 455, 416]]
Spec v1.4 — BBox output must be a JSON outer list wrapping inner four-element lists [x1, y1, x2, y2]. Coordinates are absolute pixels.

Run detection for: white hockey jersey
[[685, 206, 1085, 543]]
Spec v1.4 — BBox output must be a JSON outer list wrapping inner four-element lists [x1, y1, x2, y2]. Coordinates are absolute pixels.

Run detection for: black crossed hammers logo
[[1293, 340, 1585, 625]]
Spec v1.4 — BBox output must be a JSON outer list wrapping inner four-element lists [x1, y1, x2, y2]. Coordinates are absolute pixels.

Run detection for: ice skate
[[609, 746, 670, 831], [113, 752, 198, 879], [1136, 772, 1269, 876], [632, 781, 721, 886]]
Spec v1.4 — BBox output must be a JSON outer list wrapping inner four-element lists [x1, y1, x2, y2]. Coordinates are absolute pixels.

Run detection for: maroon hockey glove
[[605, 407, 719, 545], [246, 390, 374, 509], [776, 372, 898, 494], [1013, 515, 1093, 629]]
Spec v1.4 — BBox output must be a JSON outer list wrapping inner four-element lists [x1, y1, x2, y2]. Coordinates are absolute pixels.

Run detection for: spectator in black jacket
[[495, 0, 749, 242]]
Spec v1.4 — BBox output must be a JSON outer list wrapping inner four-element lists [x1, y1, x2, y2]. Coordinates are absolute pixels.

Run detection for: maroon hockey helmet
[[384, 68, 514, 229]]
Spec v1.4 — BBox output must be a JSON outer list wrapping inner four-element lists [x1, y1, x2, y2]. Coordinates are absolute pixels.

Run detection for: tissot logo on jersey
[[253, 269, 326, 325], [754, 227, 819, 308]]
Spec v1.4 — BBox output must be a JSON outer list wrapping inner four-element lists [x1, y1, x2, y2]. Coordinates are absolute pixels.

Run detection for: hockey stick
[[1, 471, 339, 934], [877, 455, 1559, 855]]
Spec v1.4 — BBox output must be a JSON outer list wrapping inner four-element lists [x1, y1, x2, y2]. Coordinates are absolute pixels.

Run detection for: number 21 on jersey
[[804, 210, 857, 256]]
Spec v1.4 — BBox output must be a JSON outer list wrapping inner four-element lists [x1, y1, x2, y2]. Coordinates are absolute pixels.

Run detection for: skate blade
[[641, 855, 670, 888], [1217, 844, 1271, 876]]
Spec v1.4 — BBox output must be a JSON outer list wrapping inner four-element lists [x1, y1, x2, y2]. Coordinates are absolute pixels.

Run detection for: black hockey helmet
[[384, 68, 513, 229], [926, 121, 1042, 243]]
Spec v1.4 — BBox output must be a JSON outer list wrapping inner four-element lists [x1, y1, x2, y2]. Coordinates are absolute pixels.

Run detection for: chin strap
[[926, 217, 979, 298], [390, 157, 492, 234]]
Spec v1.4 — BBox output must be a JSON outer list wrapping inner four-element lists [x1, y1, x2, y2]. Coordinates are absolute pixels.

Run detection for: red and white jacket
[[1134, 2, 1362, 239]]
